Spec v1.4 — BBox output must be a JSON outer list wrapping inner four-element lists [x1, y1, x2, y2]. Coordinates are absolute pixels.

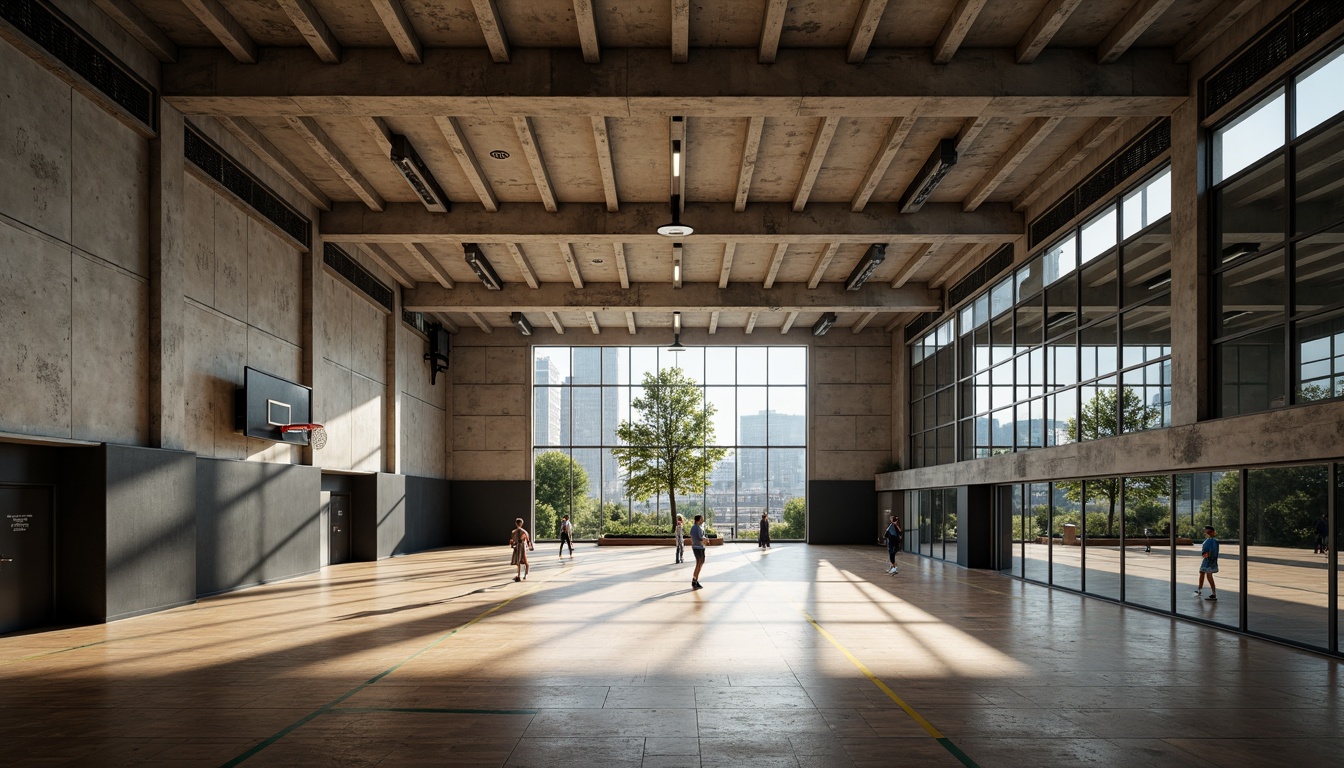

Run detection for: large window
[[1213, 43, 1344, 416], [533, 346, 806, 540]]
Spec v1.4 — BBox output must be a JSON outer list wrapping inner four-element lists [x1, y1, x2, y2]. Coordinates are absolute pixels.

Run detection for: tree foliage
[[612, 367, 727, 531], [1059, 387, 1165, 536], [534, 450, 592, 537]]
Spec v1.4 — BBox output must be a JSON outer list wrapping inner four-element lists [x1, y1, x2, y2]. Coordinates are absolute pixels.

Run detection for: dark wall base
[[809, 480, 878, 545], [451, 480, 530, 545]]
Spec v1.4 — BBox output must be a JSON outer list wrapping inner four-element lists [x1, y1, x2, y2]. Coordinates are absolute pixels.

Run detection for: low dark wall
[[104, 445, 196, 620], [405, 476, 450, 553], [451, 480, 529, 545], [195, 458, 320, 595], [958, 485, 994, 569], [59, 447, 107, 622], [376, 472, 406, 558], [809, 480, 878, 545]]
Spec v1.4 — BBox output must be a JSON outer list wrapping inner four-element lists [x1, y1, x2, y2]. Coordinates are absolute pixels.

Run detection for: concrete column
[[1169, 98, 1207, 426], [301, 222, 323, 466], [149, 102, 185, 449], [891, 325, 910, 470], [385, 288, 402, 475]]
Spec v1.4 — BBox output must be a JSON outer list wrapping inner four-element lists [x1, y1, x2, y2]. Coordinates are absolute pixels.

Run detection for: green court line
[[220, 577, 548, 767], [328, 706, 538, 715]]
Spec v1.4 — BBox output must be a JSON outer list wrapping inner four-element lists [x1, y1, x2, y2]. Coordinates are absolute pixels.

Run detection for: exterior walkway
[[1, 543, 1340, 767]]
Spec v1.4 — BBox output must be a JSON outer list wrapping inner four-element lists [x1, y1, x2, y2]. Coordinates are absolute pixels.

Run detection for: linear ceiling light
[[845, 243, 887, 291], [463, 242, 502, 290], [672, 243, 683, 288], [668, 311, 685, 351], [658, 117, 694, 237], [390, 133, 450, 213], [812, 312, 837, 336], [510, 312, 533, 336], [898, 138, 958, 213], [1221, 242, 1260, 263]]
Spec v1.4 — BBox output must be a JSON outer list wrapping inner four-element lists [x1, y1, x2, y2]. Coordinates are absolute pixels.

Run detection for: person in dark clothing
[[1314, 515, 1329, 555], [558, 514, 574, 558], [758, 511, 771, 549], [690, 515, 706, 589], [884, 514, 903, 574]]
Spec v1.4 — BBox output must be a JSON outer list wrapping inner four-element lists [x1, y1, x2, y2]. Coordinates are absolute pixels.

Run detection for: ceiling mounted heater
[[390, 133, 450, 213]]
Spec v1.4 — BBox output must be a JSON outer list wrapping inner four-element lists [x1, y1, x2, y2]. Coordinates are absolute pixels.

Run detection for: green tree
[[612, 367, 727, 533], [774, 496, 806, 539], [534, 451, 591, 537], [1059, 387, 1164, 536]]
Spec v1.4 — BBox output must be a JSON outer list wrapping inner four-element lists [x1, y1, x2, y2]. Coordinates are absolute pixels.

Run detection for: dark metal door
[[0, 485, 54, 635], [329, 493, 352, 565]]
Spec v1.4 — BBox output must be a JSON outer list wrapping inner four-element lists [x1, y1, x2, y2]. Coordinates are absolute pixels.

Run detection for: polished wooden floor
[[2, 543, 1341, 767]]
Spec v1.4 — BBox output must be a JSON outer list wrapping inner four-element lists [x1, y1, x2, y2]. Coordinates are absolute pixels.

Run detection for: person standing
[[673, 514, 685, 564], [758, 511, 771, 550], [1314, 514, 1329, 555], [509, 517, 534, 582], [690, 514, 706, 590], [884, 514, 903, 574], [558, 514, 574, 559], [1194, 525, 1218, 601]]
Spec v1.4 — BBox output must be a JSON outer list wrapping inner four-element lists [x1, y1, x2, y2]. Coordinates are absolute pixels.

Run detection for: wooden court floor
[[1, 543, 1341, 767]]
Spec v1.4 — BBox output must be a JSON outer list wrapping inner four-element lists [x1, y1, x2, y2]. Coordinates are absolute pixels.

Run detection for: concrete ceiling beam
[[405, 243, 454, 288], [734, 117, 765, 212], [963, 115, 1062, 211], [1013, 116, 1126, 211], [469, 0, 511, 63], [434, 116, 499, 212], [276, 0, 342, 64], [614, 243, 630, 288], [320, 201, 1024, 245], [368, 0, 423, 64], [671, 0, 689, 63], [846, 0, 891, 64], [359, 243, 415, 288], [1098, 0, 1178, 64], [162, 47, 1188, 118], [592, 116, 620, 212], [718, 243, 736, 288], [514, 116, 558, 212], [1175, 0, 1261, 64], [215, 116, 331, 211], [574, 0, 601, 64], [933, 0, 989, 65], [890, 243, 939, 288], [287, 116, 384, 211], [181, 0, 256, 64], [91, 0, 178, 62], [807, 243, 841, 289], [506, 243, 541, 289], [763, 243, 788, 289], [403, 280, 942, 314], [1015, 0, 1083, 65], [851, 115, 916, 212], [793, 116, 840, 212], [759, 0, 789, 64]]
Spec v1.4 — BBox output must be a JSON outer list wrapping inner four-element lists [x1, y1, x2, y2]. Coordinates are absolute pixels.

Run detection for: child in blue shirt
[[1194, 525, 1219, 601]]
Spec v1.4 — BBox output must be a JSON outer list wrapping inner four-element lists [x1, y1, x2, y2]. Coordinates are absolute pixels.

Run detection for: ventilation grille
[[0, 0, 155, 132], [185, 125, 311, 250], [325, 243, 393, 312], [1029, 118, 1171, 248], [949, 244, 1014, 308], [904, 311, 940, 340], [402, 309, 429, 333], [1204, 0, 1344, 117]]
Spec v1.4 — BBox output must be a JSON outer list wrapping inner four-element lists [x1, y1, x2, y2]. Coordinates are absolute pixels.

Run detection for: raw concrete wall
[[397, 322, 449, 480], [810, 331, 894, 481], [450, 331, 531, 481], [314, 262, 388, 473]]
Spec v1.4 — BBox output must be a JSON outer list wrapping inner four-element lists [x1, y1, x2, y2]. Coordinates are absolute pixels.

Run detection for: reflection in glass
[[1121, 227, 1172, 308], [1078, 377, 1117, 441], [1216, 152, 1285, 257], [1295, 235, 1344, 315], [1293, 120, 1344, 234], [1123, 475, 1171, 611], [1080, 318, 1118, 380], [1080, 251, 1119, 326], [990, 277, 1013, 317], [1015, 295, 1044, 353], [991, 305, 1014, 364], [1217, 250, 1285, 336], [1043, 234, 1076, 284], [1295, 310, 1344, 403], [1214, 89, 1285, 183], [1217, 327, 1287, 416], [1045, 274, 1078, 339], [1016, 257, 1043, 300], [1052, 481, 1082, 591], [1175, 472, 1240, 627], [1080, 479, 1121, 599], [1047, 389, 1076, 446], [918, 490, 932, 557], [1025, 483, 1050, 583], [943, 488, 959, 564], [1246, 465, 1329, 648], [1121, 299, 1172, 370]]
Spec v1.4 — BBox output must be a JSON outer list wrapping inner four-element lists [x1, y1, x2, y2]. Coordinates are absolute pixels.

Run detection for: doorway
[[0, 485, 54, 634], [328, 493, 352, 565]]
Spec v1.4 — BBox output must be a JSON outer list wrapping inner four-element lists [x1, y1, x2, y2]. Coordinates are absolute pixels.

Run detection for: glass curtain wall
[[905, 488, 959, 562], [1213, 43, 1344, 416], [533, 346, 806, 540]]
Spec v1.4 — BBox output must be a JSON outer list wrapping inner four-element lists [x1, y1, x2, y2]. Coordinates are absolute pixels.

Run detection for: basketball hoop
[[281, 423, 328, 450]]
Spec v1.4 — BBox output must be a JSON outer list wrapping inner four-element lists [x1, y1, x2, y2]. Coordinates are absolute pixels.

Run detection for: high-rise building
[[533, 357, 562, 446]]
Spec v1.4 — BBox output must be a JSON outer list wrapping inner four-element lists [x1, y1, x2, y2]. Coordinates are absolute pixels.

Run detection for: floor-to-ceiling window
[[533, 345, 806, 540]]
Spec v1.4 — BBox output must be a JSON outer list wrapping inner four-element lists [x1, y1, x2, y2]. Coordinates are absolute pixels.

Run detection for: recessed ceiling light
[[591, 258, 604, 264], [488, 150, 510, 160]]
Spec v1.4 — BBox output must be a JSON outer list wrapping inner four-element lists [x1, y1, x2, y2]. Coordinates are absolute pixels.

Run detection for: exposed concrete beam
[[1098, 0, 1178, 64], [709, 310, 720, 334], [614, 243, 630, 288], [359, 243, 415, 288], [883, 315, 904, 333], [545, 311, 565, 334], [435, 116, 498, 212], [432, 313, 460, 333], [846, 0, 890, 63], [181, 0, 256, 64], [1175, 0, 1261, 63], [671, 0, 689, 63], [890, 243, 939, 288], [955, 115, 992, 154], [851, 115, 915, 212], [933, 0, 989, 65], [162, 48, 1189, 118], [276, 0, 341, 64], [963, 116, 1062, 211], [793, 116, 840, 211], [360, 116, 394, 156], [321, 201, 1024, 245], [469, 0, 511, 63], [216, 117, 331, 211], [465, 311, 493, 333], [559, 243, 585, 288], [759, 0, 789, 64], [763, 243, 788, 289], [592, 116, 620, 213], [574, 0, 601, 64], [852, 311, 878, 333], [369, 0, 423, 64], [807, 242, 840, 289], [626, 311, 637, 334], [1013, 116, 1126, 211], [734, 117, 765, 212], [404, 281, 942, 314], [586, 311, 601, 334], [718, 243, 736, 288], [932, 242, 988, 288], [406, 243, 454, 288], [506, 243, 540, 289], [288, 116, 384, 211], [91, 0, 177, 62], [745, 311, 759, 334], [1015, 0, 1083, 64], [514, 117, 558, 212], [780, 311, 799, 334]]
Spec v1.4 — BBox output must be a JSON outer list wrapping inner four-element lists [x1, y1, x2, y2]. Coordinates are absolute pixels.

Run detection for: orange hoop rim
[[280, 423, 327, 449]]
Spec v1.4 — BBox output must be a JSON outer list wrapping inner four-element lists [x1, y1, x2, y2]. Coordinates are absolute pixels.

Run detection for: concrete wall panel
[[484, 415, 529, 452], [815, 384, 891, 416], [350, 296, 385, 382], [351, 373, 384, 473], [316, 360, 354, 470], [815, 415, 857, 451], [0, 226, 72, 436], [815, 450, 889, 481], [453, 414, 487, 451], [70, 97, 146, 277], [246, 327, 301, 384], [814, 347, 855, 384], [0, 42, 71, 241], [452, 346, 488, 383], [854, 347, 892, 384], [453, 450, 529, 481], [453, 384, 528, 417], [319, 271, 352, 370], [182, 177, 214, 304], [71, 255, 148, 444], [183, 304, 245, 458], [246, 218, 301, 344], [400, 393, 447, 479], [212, 195, 248, 320], [486, 346, 529, 385]]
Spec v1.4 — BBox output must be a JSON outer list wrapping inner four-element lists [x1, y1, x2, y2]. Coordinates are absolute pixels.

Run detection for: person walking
[[1314, 514, 1329, 555], [758, 511, 771, 550], [673, 514, 685, 564], [558, 514, 574, 559], [884, 514, 903, 574], [509, 517, 534, 582], [1194, 525, 1218, 601], [690, 514, 706, 590]]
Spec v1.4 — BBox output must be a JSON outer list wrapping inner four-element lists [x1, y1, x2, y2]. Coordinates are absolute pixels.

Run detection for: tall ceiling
[[100, 0, 1238, 337]]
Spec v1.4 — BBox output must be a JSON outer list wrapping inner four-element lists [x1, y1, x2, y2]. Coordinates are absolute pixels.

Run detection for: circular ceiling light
[[488, 150, 510, 159], [591, 257, 604, 265], [656, 223, 694, 237]]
